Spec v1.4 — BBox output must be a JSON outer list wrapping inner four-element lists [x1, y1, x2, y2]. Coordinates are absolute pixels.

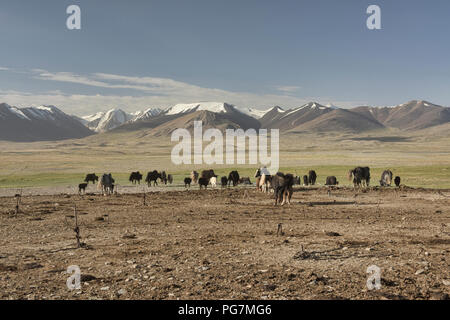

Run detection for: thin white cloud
[[275, 85, 302, 93], [0, 67, 10, 71]]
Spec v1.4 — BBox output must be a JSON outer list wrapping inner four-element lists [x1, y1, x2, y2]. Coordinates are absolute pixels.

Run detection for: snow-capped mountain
[[2, 100, 449, 141], [83, 107, 163, 132], [0, 103, 94, 142], [239, 106, 282, 119], [132, 107, 163, 121], [165, 102, 236, 115], [164, 102, 283, 120]]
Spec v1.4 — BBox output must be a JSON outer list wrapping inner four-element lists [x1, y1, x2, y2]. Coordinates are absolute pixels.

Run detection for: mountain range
[[0, 100, 449, 142]]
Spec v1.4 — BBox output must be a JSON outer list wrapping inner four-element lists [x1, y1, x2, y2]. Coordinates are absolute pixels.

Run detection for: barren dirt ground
[[0, 186, 449, 300]]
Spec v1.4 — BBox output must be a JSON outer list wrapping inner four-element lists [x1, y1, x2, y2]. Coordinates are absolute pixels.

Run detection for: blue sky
[[1, 0, 449, 115]]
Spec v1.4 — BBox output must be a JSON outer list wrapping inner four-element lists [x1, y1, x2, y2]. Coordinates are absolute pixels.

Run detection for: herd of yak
[[77, 167, 401, 206]]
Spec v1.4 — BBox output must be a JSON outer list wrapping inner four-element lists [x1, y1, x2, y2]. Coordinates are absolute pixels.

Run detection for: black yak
[[98, 173, 115, 195], [239, 177, 252, 185], [221, 176, 228, 187], [271, 173, 294, 206], [129, 171, 143, 184], [201, 169, 216, 181], [167, 174, 173, 184], [325, 176, 339, 186], [160, 171, 168, 184], [308, 170, 317, 185], [228, 171, 240, 186], [78, 183, 88, 194], [348, 167, 370, 187], [146, 170, 161, 186], [198, 177, 209, 190], [84, 173, 98, 184], [394, 176, 401, 187], [303, 175, 309, 186], [184, 177, 192, 188]]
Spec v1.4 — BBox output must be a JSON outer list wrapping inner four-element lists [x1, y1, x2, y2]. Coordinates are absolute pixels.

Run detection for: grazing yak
[[239, 177, 252, 185], [98, 173, 115, 195], [190, 171, 199, 184], [184, 177, 192, 188], [348, 167, 371, 187], [308, 170, 317, 185], [293, 176, 301, 185], [325, 176, 339, 186], [160, 171, 168, 184], [255, 167, 272, 193], [228, 171, 240, 187], [303, 175, 309, 186], [129, 171, 143, 184], [167, 174, 173, 184], [380, 170, 393, 187], [271, 172, 294, 206], [145, 170, 161, 186], [210, 176, 217, 188], [201, 169, 216, 180], [198, 177, 209, 190], [394, 176, 401, 187], [78, 183, 88, 194], [221, 176, 228, 188], [84, 173, 98, 184]]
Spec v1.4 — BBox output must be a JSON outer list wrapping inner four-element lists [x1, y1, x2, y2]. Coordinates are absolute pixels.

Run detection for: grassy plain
[[1, 129, 450, 189]]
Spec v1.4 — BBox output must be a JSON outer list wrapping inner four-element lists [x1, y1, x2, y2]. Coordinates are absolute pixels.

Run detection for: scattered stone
[[324, 231, 341, 237], [117, 289, 127, 296], [0, 264, 17, 272], [264, 284, 277, 291], [415, 269, 425, 275], [24, 262, 43, 270], [80, 274, 97, 282]]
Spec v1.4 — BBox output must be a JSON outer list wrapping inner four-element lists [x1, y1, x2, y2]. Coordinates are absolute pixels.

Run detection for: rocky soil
[[0, 186, 449, 300]]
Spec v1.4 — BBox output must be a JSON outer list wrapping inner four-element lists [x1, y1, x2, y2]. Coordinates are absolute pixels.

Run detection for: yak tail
[[347, 170, 354, 181]]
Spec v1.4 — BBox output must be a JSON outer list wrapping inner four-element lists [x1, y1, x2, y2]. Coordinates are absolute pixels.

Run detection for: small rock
[[324, 231, 341, 237], [117, 289, 127, 296], [100, 286, 109, 291], [415, 269, 425, 275]]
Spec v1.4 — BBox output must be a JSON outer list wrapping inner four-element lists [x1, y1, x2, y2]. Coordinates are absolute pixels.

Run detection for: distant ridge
[[1, 100, 449, 141], [0, 103, 94, 142]]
